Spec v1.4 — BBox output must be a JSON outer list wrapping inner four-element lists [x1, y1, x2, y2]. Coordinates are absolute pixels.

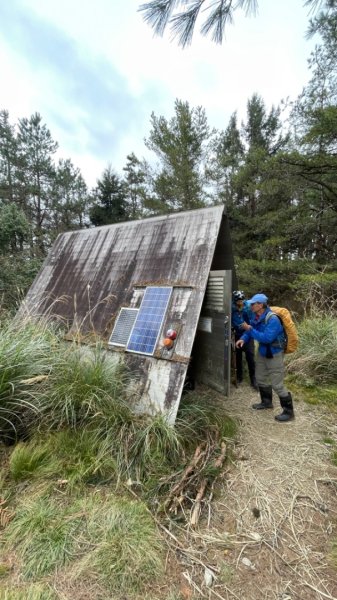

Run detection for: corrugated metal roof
[[22, 205, 228, 422]]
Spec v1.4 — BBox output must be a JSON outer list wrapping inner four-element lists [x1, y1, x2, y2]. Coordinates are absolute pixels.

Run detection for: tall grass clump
[[39, 342, 132, 430], [286, 314, 337, 385], [114, 414, 184, 485], [8, 441, 60, 482], [0, 318, 55, 442]]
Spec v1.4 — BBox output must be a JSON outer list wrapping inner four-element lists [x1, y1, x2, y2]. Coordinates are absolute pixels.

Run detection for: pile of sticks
[[163, 439, 228, 526]]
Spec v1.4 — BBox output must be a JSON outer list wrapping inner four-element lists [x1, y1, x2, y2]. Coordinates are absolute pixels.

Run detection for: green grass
[[8, 428, 117, 486], [0, 319, 54, 441], [4, 493, 85, 578], [285, 375, 337, 407], [7, 389, 238, 497], [0, 316, 239, 599], [9, 442, 60, 481], [0, 584, 57, 600], [0, 565, 9, 579], [39, 342, 132, 430], [72, 495, 164, 593], [286, 315, 337, 387], [4, 490, 164, 594], [115, 413, 184, 486], [322, 436, 335, 446]]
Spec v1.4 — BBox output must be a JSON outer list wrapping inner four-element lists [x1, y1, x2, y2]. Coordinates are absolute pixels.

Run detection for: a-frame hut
[[22, 205, 236, 423]]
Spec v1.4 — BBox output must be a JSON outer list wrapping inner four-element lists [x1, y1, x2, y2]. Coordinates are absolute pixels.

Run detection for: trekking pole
[[231, 328, 238, 387]]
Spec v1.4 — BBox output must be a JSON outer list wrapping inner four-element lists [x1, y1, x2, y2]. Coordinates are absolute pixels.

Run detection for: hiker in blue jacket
[[231, 291, 257, 390], [236, 293, 294, 422]]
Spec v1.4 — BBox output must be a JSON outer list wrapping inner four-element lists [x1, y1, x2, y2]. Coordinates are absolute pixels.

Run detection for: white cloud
[[0, 0, 315, 186]]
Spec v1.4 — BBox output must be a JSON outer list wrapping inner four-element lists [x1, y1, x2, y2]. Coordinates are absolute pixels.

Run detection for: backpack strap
[[264, 312, 286, 353]]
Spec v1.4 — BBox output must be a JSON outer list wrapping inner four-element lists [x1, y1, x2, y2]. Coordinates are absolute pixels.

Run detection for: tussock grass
[[9, 442, 59, 481], [113, 414, 184, 487], [9, 429, 116, 486], [39, 343, 131, 430], [48, 428, 117, 485], [7, 394, 237, 495], [0, 319, 53, 442], [286, 315, 337, 387], [0, 317, 238, 599]]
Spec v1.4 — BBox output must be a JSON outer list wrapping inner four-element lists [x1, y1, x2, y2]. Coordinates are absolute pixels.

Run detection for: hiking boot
[[252, 386, 273, 410], [275, 393, 294, 422]]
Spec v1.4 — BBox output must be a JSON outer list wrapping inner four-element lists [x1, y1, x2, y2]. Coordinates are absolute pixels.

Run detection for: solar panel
[[126, 287, 173, 356], [108, 308, 138, 347]]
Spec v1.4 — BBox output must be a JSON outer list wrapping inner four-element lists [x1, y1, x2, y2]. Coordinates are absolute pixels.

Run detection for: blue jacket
[[240, 307, 285, 357], [231, 300, 253, 335]]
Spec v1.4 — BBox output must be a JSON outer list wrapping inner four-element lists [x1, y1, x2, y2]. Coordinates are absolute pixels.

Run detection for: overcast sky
[[0, 0, 316, 188]]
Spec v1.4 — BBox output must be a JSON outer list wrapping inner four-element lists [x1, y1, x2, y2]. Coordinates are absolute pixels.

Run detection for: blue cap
[[247, 293, 268, 304]]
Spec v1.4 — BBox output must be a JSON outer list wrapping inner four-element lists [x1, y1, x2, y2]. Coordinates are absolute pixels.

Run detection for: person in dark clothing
[[236, 293, 294, 422], [231, 290, 258, 390]]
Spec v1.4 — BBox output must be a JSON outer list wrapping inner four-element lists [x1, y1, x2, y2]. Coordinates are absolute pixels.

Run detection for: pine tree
[[145, 99, 213, 212], [123, 153, 147, 219], [139, 0, 323, 47], [0, 110, 19, 205], [17, 113, 58, 255], [50, 159, 90, 238], [90, 166, 128, 226]]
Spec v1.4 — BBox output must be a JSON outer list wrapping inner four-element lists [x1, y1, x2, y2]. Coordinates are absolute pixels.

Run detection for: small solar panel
[[109, 308, 138, 347], [126, 287, 173, 356]]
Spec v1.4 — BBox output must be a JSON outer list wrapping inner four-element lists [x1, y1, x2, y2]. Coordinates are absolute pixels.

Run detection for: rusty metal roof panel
[[22, 205, 227, 423]]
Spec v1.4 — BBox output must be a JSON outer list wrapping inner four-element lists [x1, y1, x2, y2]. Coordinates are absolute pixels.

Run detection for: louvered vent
[[109, 308, 138, 347], [205, 274, 224, 311]]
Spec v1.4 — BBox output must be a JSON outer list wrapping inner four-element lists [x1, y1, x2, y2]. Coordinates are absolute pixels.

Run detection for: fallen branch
[[164, 443, 205, 509], [190, 442, 227, 527], [190, 478, 208, 526]]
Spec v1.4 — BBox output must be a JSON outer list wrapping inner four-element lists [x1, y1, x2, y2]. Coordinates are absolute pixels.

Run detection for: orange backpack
[[266, 306, 299, 354]]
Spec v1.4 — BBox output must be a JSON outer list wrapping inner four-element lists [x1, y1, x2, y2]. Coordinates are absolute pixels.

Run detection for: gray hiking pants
[[255, 351, 288, 398]]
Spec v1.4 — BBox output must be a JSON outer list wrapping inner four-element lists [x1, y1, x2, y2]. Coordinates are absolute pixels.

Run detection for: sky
[[0, 0, 317, 188]]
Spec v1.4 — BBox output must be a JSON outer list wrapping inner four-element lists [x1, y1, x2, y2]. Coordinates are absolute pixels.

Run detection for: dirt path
[[205, 385, 337, 600]]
